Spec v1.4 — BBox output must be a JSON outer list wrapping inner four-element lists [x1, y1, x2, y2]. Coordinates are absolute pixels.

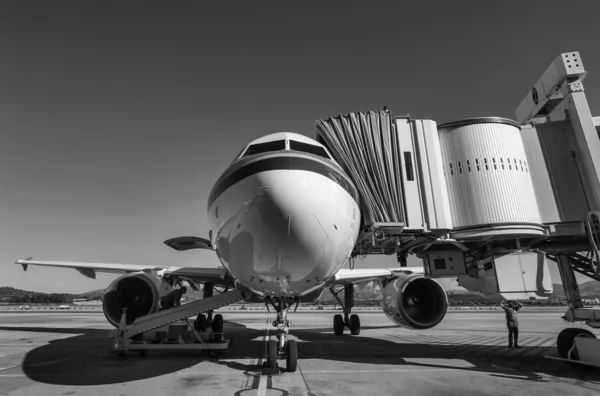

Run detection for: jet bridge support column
[[555, 255, 583, 309], [566, 84, 600, 211]]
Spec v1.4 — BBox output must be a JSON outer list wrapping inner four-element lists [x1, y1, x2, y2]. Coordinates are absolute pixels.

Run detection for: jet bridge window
[[404, 152, 415, 181], [242, 140, 286, 157], [289, 140, 331, 159]]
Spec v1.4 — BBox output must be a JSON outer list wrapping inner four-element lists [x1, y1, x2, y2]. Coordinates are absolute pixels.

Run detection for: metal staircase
[[546, 253, 600, 281], [122, 289, 246, 338], [546, 211, 600, 282]]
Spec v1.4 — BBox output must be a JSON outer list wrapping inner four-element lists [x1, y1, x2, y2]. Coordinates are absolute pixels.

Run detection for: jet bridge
[[316, 50, 600, 367]]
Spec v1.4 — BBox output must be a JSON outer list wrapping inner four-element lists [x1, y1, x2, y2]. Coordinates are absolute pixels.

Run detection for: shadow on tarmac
[[3, 321, 600, 387]]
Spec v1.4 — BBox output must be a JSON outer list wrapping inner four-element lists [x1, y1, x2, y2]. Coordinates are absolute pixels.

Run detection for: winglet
[[17, 257, 33, 271]]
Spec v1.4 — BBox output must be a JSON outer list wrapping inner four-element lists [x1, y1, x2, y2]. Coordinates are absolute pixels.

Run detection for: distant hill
[[0, 286, 104, 304]]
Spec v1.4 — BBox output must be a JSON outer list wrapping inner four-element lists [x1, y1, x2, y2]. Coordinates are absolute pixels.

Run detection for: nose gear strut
[[264, 296, 299, 373]]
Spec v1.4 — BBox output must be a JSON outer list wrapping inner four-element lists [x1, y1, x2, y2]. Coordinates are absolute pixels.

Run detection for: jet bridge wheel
[[557, 328, 596, 365], [333, 314, 345, 335], [286, 340, 298, 372], [349, 314, 361, 335]]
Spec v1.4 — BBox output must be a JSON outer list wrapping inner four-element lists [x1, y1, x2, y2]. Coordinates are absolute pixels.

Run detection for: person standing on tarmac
[[500, 300, 523, 348]]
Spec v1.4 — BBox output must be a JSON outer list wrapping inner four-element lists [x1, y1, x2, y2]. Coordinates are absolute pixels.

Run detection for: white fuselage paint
[[207, 141, 360, 298]]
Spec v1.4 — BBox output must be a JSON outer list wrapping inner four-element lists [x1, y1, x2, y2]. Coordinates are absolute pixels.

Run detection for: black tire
[[194, 314, 207, 331], [139, 350, 148, 357], [207, 349, 220, 358], [267, 340, 278, 369], [212, 314, 224, 342], [211, 314, 224, 332], [286, 340, 298, 373], [350, 314, 361, 335], [333, 314, 344, 336], [557, 328, 596, 359]]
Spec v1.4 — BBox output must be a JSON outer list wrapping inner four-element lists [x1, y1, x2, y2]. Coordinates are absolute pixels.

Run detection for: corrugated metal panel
[[438, 121, 541, 228], [316, 110, 406, 225]]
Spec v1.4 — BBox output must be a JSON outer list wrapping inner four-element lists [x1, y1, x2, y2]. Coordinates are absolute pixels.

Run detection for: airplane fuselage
[[207, 133, 360, 298]]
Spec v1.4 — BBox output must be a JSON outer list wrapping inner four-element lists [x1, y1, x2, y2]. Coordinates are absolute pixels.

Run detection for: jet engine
[[102, 272, 164, 327], [381, 274, 448, 330]]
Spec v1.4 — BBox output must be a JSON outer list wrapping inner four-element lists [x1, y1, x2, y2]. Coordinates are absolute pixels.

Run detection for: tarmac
[[1, 308, 600, 396]]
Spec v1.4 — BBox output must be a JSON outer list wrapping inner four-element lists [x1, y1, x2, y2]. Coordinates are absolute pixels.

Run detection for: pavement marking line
[[256, 325, 271, 396], [257, 374, 267, 396], [0, 364, 20, 372], [300, 368, 478, 374], [512, 338, 552, 357]]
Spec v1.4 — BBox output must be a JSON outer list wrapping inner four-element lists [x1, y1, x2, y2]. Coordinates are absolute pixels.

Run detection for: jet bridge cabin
[[315, 112, 552, 300]]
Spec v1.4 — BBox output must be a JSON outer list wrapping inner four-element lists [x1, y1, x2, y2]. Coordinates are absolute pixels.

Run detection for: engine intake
[[102, 273, 161, 327], [381, 274, 448, 330]]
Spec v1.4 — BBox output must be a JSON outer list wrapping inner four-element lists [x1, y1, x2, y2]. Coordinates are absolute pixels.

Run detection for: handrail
[[586, 211, 600, 277]]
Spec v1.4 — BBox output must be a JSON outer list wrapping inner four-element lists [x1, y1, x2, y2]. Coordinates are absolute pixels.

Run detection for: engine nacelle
[[102, 272, 168, 327], [381, 274, 448, 330]]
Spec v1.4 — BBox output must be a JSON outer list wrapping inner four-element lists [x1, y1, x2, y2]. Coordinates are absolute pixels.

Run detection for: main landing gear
[[193, 283, 225, 352], [265, 296, 299, 373], [330, 284, 361, 336]]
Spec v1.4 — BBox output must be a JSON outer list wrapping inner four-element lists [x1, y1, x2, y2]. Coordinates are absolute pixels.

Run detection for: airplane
[[15, 132, 448, 372]]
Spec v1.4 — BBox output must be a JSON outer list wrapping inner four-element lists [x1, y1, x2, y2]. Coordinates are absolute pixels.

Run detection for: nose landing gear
[[331, 284, 361, 336], [265, 296, 299, 372]]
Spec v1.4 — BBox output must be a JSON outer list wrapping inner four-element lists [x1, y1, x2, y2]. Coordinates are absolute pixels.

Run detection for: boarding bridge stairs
[[118, 289, 245, 339], [546, 253, 600, 282]]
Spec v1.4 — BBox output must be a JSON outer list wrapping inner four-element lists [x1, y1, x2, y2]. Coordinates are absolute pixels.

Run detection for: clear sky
[[1, 1, 599, 293]]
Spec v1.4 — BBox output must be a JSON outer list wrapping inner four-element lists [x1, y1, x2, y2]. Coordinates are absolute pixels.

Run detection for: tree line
[[6, 293, 75, 304]]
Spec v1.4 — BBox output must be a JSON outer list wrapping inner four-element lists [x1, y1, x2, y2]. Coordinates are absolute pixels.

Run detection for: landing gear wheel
[[286, 340, 298, 372], [557, 328, 596, 359], [333, 314, 345, 336], [267, 340, 278, 369], [194, 314, 207, 331], [139, 350, 148, 357], [212, 314, 224, 342], [207, 349, 221, 358], [350, 314, 361, 335]]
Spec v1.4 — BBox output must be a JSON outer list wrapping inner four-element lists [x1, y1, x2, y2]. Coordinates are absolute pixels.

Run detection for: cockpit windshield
[[238, 138, 332, 161], [241, 140, 286, 158], [289, 140, 331, 159]]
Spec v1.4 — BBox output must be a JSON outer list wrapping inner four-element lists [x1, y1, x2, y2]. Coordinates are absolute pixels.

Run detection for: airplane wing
[[14, 258, 234, 288], [330, 267, 425, 286]]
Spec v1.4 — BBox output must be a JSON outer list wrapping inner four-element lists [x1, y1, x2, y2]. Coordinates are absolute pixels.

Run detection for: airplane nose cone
[[215, 169, 359, 296]]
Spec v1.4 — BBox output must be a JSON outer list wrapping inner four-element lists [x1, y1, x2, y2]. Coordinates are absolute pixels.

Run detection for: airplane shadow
[[4, 321, 600, 387], [0, 321, 261, 387]]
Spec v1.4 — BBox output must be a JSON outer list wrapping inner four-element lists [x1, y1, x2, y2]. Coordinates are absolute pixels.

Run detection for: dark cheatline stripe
[[207, 155, 359, 208]]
